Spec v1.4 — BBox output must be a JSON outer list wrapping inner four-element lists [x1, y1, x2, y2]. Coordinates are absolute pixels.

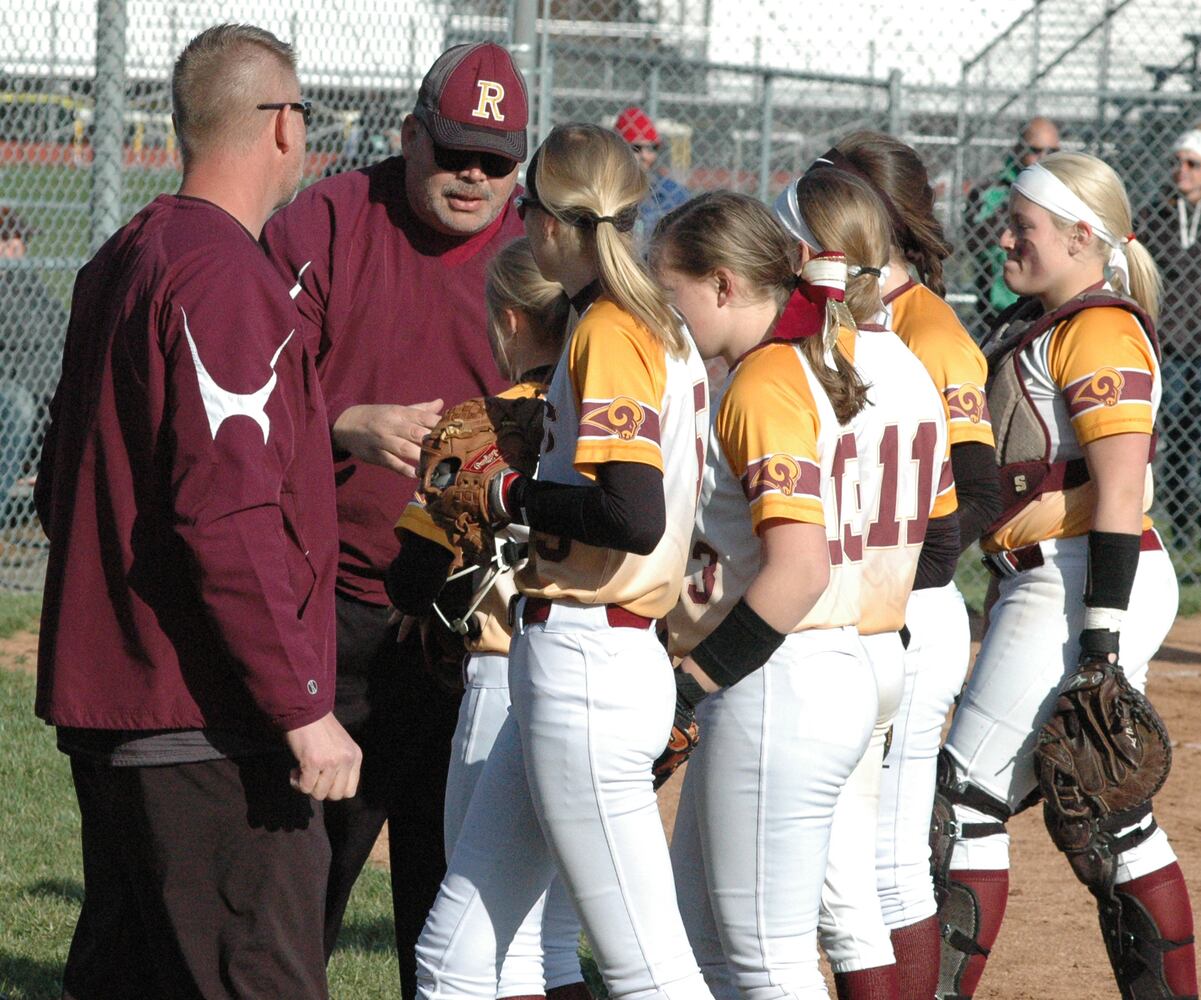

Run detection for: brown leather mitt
[[652, 688, 701, 791], [418, 395, 544, 560], [1035, 660, 1172, 829]]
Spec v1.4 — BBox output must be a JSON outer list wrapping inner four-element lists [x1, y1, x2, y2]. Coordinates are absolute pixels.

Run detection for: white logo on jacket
[[181, 307, 294, 444]]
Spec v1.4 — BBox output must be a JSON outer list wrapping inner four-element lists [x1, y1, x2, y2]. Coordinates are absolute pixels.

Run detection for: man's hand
[[284, 713, 363, 801], [332, 401, 444, 477]]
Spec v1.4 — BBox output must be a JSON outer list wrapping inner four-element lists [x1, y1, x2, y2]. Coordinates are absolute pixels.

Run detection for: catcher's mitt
[[1035, 659, 1172, 834], [418, 395, 544, 559]]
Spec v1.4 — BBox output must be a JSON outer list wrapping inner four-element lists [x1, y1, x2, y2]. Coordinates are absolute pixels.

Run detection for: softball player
[[387, 238, 585, 1000], [936, 152, 1197, 1000], [824, 132, 1001, 997], [651, 190, 876, 1000], [775, 164, 959, 999], [415, 124, 712, 1000]]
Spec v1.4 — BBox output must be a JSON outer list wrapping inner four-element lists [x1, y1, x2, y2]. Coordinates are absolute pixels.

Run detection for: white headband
[[773, 181, 824, 252], [1012, 162, 1131, 289], [1174, 130, 1201, 159]]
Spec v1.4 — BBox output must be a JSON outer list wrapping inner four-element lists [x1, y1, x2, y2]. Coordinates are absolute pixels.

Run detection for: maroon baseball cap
[[414, 42, 528, 162]]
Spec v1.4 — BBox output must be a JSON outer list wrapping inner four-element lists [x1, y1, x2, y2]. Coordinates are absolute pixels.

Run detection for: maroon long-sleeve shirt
[[36, 195, 338, 735], [262, 156, 522, 605]]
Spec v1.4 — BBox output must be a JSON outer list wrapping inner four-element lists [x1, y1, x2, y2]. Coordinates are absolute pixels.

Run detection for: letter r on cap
[[472, 81, 506, 122]]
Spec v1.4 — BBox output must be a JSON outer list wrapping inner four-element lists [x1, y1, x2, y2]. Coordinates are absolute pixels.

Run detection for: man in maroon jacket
[[36, 24, 360, 1000], [263, 42, 526, 993]]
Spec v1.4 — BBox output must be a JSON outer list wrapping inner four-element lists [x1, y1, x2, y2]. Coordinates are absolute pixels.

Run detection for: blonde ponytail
[[531, 124, 687, 357], [1039, 152, 1162, 323]]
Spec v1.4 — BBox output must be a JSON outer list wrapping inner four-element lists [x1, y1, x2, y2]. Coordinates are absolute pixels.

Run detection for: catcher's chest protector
[[984, 292, 1158, 526]]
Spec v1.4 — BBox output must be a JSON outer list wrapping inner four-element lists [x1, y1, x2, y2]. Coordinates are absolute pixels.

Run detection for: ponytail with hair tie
[[774, 251, 858, 353]]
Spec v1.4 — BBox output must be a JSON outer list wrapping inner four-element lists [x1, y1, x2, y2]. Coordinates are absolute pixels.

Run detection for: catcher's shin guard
[[1103, 863, 1198, 1000], [932, 752, 1013, 999], [936, 869, 1007, 1000], [1045, 803, 1197, 999]]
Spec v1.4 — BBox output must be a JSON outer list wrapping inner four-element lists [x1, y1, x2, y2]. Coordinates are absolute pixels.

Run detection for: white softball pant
[[945, 535, 1179, 882], [671, 626, 877, 1000], [416, 601, 712, 1000], [875, 582, 971, 928], [817, 630, 905, 972], [444, 652, 583, 995]]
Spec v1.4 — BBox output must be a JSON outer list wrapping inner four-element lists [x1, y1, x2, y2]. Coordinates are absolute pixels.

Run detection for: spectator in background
[[614, 106, 689, 247], [1139, 126, 1201, 561], [0, 206, 66, 526], [965, 116, 1061, 326]]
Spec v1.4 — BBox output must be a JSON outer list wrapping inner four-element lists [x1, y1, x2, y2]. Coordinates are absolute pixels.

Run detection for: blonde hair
[[650, 190, 868, 425], [485, 237, 570, 380], [793, 169, 892, 325], [530, 123, 687, 358], [173, 23, 297, 164], [1037, 151, 1161, 323]]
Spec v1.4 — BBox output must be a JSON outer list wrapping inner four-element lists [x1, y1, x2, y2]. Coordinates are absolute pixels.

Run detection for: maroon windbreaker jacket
[[36, 195, 338, 735]]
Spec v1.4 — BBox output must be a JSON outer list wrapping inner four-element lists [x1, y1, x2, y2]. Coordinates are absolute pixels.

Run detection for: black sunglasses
[[630, 143, 660, 154], [257, 100, 313, 127], [515, 194, 542, 220], [1025, 144, 1059, 157], [418, 119, 517, 178]]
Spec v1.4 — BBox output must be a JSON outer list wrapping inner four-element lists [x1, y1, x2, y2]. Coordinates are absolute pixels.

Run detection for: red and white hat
[[614, 106, 660, 146], [414, 42, 529, 161]]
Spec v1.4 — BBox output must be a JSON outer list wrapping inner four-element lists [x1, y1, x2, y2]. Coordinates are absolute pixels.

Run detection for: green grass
[[0, 659, 401, 999], [0, 592, 41, 640]]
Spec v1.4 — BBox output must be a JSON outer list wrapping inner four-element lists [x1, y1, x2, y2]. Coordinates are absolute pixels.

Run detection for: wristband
[[1084, 530, 1140, 611], [1078, 626, 1120, 665], [690, 597, 787, 689], [674, 667, 710, 708]]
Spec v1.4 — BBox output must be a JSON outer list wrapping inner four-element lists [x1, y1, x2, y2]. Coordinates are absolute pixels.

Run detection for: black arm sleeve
[[383, 530, 456, 614], [913, 513, 961, 591], [950, 440, 1002, 552], [509, 460, 666, 556]]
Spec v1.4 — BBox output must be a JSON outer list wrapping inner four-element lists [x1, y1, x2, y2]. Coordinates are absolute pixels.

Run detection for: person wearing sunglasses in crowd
[[965, 116, 1062, 328], [262, 42, 527, 998], [1137, 126, 1201, 559], [614, 106, 691, 249]]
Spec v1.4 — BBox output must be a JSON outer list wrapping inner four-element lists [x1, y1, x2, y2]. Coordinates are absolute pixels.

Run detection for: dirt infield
[[8, 617, 1201, 998]]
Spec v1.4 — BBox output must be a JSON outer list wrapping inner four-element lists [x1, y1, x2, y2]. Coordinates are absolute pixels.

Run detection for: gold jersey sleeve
[[1047, 307, 1156, 444], [715, 343, 825, 533], [889, 282, 995, 448], [568, 301, 668, 477]]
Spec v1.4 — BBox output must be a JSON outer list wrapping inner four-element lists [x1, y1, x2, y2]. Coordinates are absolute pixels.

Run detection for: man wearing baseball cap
[[614, 105, 689, 245], [263, 42, 526, 994]]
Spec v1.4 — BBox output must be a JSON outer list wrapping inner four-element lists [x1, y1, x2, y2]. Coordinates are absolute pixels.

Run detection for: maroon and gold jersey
[[885, 281, 994, 448], [668, 339, 862, 658], [517, 298, 708, 620], [984, 305, 1159, 552]]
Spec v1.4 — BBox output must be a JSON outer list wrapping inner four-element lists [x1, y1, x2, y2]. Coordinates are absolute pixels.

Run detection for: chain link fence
[[1, 0, 1198, 595]]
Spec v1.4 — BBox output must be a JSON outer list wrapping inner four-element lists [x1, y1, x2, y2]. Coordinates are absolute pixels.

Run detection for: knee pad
[[931, 750, 1010, 908]]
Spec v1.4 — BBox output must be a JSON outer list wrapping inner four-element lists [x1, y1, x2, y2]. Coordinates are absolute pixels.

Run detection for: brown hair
[[793, 169, 892, 325], [172, 23, 297, 164], [530, 123, 687, 358], [651, 190, 868, 424], [834, 131, 954, 297], [485, 237, 570, 380]]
